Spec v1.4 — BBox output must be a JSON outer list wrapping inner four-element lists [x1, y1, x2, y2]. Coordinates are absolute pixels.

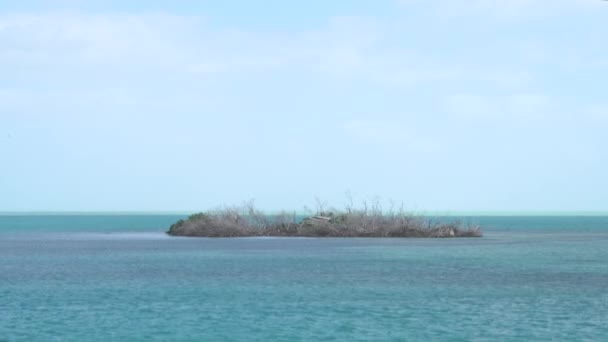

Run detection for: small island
[[167, 202, 482, 238]]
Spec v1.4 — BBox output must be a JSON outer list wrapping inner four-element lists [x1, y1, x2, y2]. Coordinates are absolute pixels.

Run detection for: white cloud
[[345, 119, 408, 143], [344, 119, 439, 152], [396, 0, 606, 17], [0, 11, 533, 88], [0, 11, 205, 71], [506, 94, 552, 117], [585, 105, 608, 121], [445, 94, 495, 119], [446, 93, 552, 119], [0, 12, 377, 74], [1, 9, 601, 125]]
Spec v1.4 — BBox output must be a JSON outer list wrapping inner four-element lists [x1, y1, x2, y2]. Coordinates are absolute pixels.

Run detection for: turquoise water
[[1, 216, 608, 341]]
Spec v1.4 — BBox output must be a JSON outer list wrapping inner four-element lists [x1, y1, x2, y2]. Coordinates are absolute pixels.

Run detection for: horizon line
[[2, 210, 608, 217]]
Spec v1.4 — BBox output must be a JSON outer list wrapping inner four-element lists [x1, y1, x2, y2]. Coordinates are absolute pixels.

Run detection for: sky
[[1, 0, 607, 212]]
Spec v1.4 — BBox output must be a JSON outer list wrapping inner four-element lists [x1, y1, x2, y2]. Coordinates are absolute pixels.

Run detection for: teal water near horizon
[[1, 215, 608, 341]]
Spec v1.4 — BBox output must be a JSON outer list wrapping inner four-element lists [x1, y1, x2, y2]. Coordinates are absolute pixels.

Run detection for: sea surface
[[1, 215, 607, 341]]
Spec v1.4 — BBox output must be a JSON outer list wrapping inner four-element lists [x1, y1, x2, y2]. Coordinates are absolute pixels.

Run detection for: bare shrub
[[167, 200, 483, 238]]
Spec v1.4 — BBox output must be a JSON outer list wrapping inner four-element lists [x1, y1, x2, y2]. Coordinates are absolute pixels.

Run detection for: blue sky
[[1, 0, 607, 212]]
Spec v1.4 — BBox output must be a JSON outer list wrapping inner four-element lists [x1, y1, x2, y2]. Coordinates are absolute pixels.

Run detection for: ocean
[[1, 215, 607, 341]]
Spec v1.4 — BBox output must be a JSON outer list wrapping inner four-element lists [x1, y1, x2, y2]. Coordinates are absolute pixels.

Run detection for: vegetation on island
[[167, 200, 482, 238]]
